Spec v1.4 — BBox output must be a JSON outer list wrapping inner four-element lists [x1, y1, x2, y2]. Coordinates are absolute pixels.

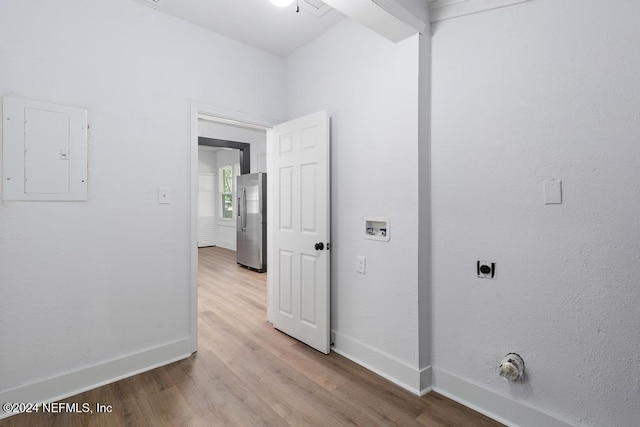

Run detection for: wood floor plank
[[4, 246, 502, 427]]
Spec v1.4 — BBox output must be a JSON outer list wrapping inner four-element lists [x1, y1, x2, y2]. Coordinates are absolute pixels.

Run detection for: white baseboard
[[0, 338, 192, 420], [432, 367, 574, 427], [331, 330, 429, 395]]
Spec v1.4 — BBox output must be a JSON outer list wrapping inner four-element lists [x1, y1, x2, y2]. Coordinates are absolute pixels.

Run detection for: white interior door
[[198, 172, 217, 247], [267, 110, 330, 354]]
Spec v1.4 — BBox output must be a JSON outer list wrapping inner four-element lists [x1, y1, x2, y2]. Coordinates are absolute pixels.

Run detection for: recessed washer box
[[364, 217, 389, 242], [2, 96, 88, 201]]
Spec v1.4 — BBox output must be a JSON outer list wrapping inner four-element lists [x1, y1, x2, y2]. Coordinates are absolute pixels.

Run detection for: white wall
[[198, 146, 218, 174], [0, 0, 283, 406], [285, 20, 424, 391], [431, 1, 640, 426]]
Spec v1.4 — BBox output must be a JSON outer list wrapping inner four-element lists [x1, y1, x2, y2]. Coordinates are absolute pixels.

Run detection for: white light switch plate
[[158, 186, 171, 204], [544, 180, 562, 204]]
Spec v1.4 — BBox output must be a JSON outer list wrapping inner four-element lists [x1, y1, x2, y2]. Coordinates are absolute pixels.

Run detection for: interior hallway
[[4, 247, 500, 426]]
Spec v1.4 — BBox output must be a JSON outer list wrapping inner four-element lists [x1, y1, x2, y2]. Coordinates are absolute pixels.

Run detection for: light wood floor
[[5, 247, 502, 427]]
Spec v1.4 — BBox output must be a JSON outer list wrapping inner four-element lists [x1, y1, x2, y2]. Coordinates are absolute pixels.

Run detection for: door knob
[[314, 242, 325, 251]]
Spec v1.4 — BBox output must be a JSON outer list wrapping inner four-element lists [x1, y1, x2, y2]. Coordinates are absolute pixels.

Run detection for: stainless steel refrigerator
[[236, 173, 267, 272]]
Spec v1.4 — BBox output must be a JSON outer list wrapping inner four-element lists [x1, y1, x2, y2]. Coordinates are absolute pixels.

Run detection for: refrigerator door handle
[[242, 187, 247, 232]]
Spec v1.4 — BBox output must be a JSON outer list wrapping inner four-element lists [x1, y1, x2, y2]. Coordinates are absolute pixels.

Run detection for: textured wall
[[431, 0, 640, 425], [0, 0, 283, 393]]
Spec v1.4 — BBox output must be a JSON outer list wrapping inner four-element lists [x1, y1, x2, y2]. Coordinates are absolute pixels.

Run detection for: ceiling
[[136, 0, 347, 57], [135, 1, 517, 57]]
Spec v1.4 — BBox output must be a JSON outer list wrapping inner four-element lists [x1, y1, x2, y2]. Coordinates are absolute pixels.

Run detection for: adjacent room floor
[[4, 246, 501, 426]]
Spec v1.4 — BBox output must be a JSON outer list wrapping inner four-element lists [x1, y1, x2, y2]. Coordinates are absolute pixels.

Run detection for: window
[[220, 166, 233, 219], [219, 163, 240, 220]]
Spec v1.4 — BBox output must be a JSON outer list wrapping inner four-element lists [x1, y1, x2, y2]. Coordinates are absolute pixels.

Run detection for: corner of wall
[[331, 330, 425, 395], [417, 22, 433, 397]]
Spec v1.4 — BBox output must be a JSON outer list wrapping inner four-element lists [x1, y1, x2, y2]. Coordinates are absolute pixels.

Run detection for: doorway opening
[[190, 104, 274, 353], [191, 106, 332, 356]]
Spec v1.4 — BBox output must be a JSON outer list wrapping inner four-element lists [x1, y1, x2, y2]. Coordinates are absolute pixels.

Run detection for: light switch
[[158, 186, 171, 204], [544, 180, 562, 204], [356, 256, 366, 274]]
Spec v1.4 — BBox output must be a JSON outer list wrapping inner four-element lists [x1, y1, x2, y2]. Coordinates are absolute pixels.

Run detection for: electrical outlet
[[356, 256, 366, 274], [477, 260, 496, 279]]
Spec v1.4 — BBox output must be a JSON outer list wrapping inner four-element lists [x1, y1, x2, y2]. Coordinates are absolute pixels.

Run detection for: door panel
[[301, 164, 317, 232], [301, 254, 317, 325], [279, 167, 293, 230], [279, 250, 293, 316], [268, 110, 330, 354]]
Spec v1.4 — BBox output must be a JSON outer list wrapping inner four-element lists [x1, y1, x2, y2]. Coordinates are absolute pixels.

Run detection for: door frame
[[189, 102, 278, 352]]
